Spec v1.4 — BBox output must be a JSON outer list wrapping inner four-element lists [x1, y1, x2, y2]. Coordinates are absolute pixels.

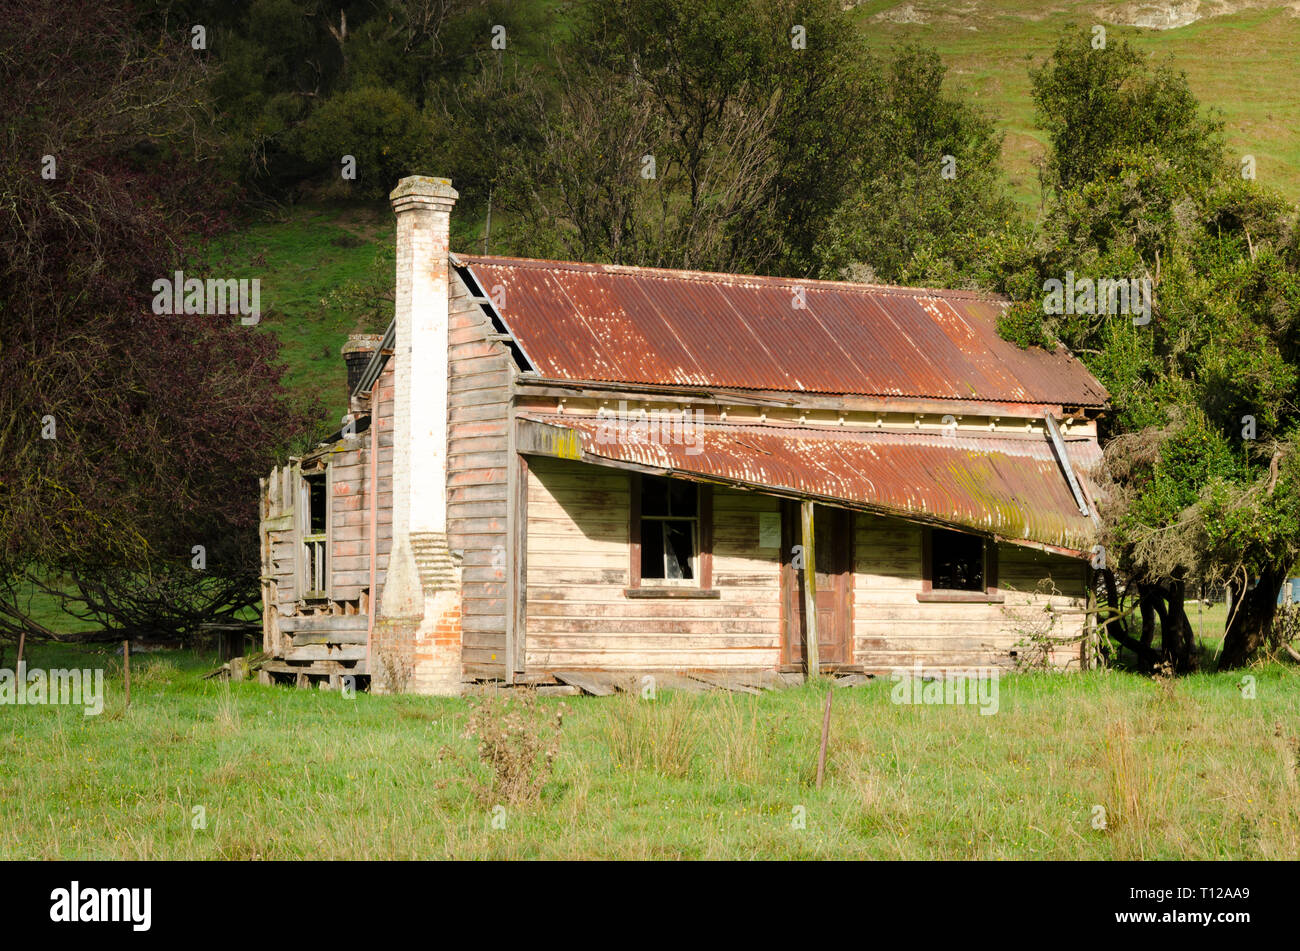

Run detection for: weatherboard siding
[[520, 457, 1089, 675], [260, 464, 297, 656], [327, 439, 370, 601], [523, 457, 782, 671], [447, 272, 511, 678], [852, 515, 1089, 673], [373, 361, 394, 588]]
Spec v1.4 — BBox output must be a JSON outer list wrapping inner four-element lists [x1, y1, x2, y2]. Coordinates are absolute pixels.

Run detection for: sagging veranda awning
[[516, 414, 1099, 556]]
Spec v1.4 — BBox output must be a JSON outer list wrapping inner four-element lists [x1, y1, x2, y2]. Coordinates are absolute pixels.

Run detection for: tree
[[0, 0, 313, 641], [484, 4, 1016, 283], [183, 0, 547, 200], [286, 85, 439, 199], [994, 27, 1300, 670], [1029, 25, 1225, 193], [813, 44, 1018, 287], [486, 0, 881, 275]]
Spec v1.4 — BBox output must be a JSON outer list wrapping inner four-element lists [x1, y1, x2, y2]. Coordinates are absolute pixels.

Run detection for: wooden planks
[[852, 514, 1088, 671], [552, 670, 620, 696], [524, 458, 783, 673], [328, 444, 369, 601], [283, 644, 367, 662], [291, 630, 368, 646], [261, 463, 299, 636], [448, 274, 511, 677], [507, 451, 529, 680], [277, 615, 369, 633]]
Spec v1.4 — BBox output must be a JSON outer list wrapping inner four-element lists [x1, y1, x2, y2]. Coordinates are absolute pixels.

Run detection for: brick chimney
[[342, 333, 384, 397], [343, 332, 385, 416], [373, 175, 462, 695]]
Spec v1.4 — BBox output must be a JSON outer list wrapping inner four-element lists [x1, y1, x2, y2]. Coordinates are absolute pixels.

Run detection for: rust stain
[[524, 414, 1097, 553], [461, 254, 1108, 407]]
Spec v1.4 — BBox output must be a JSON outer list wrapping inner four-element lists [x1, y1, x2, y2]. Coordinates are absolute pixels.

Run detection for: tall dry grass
[[601, 690, 701, 778]]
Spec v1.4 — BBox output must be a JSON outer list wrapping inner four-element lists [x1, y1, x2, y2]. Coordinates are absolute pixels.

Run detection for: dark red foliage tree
[[0, 0, 314, 640]]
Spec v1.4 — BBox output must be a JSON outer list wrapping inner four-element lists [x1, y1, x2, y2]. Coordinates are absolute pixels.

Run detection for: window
[[300, 469, 328, 597], [640, 476, 697, 580], [306, 475, 328, 534], [628, 475, 716, 596], [932, 528, 984, 591], [920, 527, 1001, 602]]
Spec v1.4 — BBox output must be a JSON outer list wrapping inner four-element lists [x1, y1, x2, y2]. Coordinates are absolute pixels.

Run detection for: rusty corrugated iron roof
[[459, 255, 1108, 407], [519, 414, 1098, 553]]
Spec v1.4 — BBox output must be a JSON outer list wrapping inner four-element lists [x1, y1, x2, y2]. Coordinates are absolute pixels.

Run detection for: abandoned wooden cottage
[[258, 175, 1109, 694]]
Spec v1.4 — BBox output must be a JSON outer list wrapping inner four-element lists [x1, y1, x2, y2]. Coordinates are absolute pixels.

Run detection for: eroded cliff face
[[854, 0, 1299, 30]]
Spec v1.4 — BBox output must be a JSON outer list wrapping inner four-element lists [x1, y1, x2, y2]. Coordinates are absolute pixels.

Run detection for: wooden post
[[816, 687, 833, 788], [1084, 568, 1097, 670], [1197, 580, 1204, 644], [123, 640, 131, 708], [15, 630, 25, 670], [800, 500, 819, 678], [505, 446, 529, 683]]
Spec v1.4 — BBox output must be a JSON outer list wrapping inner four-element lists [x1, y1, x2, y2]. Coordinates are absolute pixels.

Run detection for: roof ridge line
[[456, 252, 1007, 303]]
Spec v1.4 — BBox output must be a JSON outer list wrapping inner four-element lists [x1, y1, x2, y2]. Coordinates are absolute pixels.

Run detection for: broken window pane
[[663, 521, 694, 580], [932, 528, 985, 591], [307, 475, 328, 535], [639, 476, 698, 580]]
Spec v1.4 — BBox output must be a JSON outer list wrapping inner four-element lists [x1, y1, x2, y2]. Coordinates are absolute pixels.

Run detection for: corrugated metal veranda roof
[[518, 414, 1100, 554]]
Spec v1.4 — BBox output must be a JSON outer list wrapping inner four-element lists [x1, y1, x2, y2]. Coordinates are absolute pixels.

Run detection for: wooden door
[[782, 502, 852, 668]]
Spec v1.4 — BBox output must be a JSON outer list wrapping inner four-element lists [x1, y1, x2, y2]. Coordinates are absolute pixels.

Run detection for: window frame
[[918, 526, 1003, 603], [626, 473, 717, 599], [297, 463, 331, 601]]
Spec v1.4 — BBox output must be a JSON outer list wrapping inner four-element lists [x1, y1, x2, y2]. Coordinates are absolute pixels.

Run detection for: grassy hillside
[[205, 202, 489, 432], [851, 0, 1300, 207], [3, 642, 1296, 859], [204, 204, 396, 428]]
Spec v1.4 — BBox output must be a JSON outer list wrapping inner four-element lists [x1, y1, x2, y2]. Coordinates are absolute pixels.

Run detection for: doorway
[[781, 502, 853, 669]]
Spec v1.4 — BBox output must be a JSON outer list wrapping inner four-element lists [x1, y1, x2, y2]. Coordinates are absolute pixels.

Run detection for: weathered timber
[[283, 644, 367, 662], [290, 630, 368, 646], [552, 670, 619, 696], [687, 672, 762, 694], [277, 615, 370, 633]]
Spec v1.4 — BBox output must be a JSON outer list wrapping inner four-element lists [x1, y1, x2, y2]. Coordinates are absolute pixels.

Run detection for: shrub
[[287, 87, 437, 199], [997, 299, 1054, 350], [463, 691, 567, 806]]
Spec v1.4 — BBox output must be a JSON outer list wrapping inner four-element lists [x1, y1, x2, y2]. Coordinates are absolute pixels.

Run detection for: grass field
[[2, 641, 1296, 859]]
